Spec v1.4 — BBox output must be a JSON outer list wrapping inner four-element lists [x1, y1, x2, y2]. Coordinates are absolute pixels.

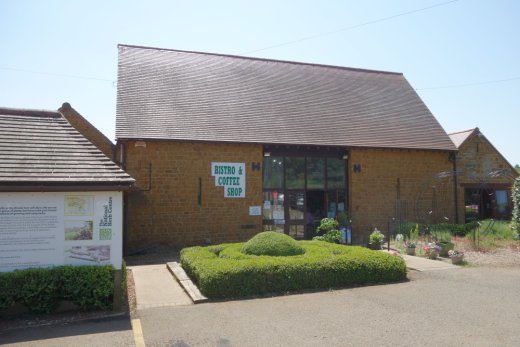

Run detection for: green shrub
[[369, 228, 385, 246], [0, 265, 116, 314], [513, 177, 520, 235], [313, 218, 340, 243], [181, 241, 406, 299], [58, 266, 114, 310], [241, 232, 305, 256]]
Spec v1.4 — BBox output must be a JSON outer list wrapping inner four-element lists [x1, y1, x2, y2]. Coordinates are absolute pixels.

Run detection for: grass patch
[[465, 220, 518, 251], [181, 241, 406, 299]]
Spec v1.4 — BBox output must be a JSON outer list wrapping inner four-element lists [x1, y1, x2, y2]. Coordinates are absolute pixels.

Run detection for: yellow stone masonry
[[120, 140, 263, 250], [349, 148, 456, 243]]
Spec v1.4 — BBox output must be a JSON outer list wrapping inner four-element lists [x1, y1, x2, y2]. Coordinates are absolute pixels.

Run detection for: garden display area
[[388, 219, 520, 265], [180, 232, 407, 299]]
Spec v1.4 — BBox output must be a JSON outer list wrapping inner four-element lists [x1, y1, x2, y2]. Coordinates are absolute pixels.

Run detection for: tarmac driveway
[[136, 267, 520, 347]]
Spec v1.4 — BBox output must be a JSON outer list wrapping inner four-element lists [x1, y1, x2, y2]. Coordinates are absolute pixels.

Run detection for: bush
[[0, 265, 116, 314], [181, 241, 406, 299], [313, 218, 340, 243], [369, 228, 385, 246], [512, 177, 520, 236], [241, 232, 305, 256]]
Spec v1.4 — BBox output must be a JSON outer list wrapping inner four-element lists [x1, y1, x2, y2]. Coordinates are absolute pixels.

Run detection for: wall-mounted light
[[264, 152, 271, 157], [342, 154, 348, 160]]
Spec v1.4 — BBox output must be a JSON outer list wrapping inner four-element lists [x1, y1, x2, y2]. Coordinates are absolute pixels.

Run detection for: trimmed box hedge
[[0, 265, 117, 314], [181, 240, 407, 299]]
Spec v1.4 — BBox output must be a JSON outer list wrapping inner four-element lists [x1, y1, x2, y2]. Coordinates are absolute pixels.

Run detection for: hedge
[[0, 265, 116, 314], [241, 231, 305, 256], [181, 241, 407, 299]]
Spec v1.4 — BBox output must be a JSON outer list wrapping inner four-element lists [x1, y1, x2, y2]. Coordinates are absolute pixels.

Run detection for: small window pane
[[288, 225, 305, 239], [263, 224, 284, 233], [285, 157, 305, 189], [327, 159, 345, 188], [288, 191, 304, 220], [495, 190, 508, 214], [464, 189, 480, 222], [262, 191, 284, 221], [263, 157, 283, 188], [307, 157, 325, 189]]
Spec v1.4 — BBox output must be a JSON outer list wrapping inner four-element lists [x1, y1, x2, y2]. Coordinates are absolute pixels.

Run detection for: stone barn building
[[114, 44, 460, 251]]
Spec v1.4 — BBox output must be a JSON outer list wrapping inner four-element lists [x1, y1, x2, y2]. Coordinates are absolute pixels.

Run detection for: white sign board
[[211, 162, 246, 198], [0, 191, 123, 272], [249, 206, 262, 216]]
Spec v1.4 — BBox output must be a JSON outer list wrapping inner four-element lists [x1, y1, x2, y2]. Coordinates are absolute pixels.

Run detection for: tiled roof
[[116, 44, 456, 151], [0, 107, 135, 187], [448, 128, 477, 149]]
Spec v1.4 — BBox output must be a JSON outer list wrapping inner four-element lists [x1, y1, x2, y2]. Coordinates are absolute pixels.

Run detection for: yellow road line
[[131, 318, 146, 347]]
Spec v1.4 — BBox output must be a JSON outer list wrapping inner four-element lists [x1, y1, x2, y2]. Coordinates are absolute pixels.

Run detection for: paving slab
[[129, 264, 192, 310], [380, 249, 459, 271], [401, 254, 459, 271]]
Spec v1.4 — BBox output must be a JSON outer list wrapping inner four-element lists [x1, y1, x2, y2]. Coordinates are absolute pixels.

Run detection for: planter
[[406, 247, 416, 256], [451, 255, 464, 265], [368, 243, 382, 250], [437, 242, 454, 257]]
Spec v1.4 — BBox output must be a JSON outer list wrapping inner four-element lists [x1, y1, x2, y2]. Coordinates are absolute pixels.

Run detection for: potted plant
[[313, 218, 340, 243], [405, 241, 417, 256], [423, 243, 441, 259], [431, 230, 454, 257], [448, 249, 464, 265], [368, 228, 384, 250]]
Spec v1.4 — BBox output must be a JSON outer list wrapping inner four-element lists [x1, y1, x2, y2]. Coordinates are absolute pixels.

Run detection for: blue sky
[[1, 0, 519, 165]]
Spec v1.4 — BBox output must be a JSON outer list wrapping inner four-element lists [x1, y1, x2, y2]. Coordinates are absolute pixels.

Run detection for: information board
[[0, 191, 123, 272]]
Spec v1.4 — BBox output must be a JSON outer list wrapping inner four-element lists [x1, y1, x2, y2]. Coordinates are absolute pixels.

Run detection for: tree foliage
[[512, 177, 520, 235]]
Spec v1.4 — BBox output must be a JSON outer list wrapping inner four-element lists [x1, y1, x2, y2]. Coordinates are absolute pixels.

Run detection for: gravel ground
[[464, 246, 520, 267]]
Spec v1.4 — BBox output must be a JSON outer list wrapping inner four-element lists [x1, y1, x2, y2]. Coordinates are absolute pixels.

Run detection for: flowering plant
[[448, 249, 464, 257], [423, 243, 441, 254], [405, 241, 417, 248]]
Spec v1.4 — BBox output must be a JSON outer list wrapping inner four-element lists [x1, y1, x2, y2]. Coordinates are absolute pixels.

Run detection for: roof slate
[[0, 108, 135, 187], [116, 44, 456, 151], [448, 128, 477, 149]]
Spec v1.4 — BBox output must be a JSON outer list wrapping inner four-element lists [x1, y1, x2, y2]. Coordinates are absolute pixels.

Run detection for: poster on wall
[[0, 191, 123, 272]]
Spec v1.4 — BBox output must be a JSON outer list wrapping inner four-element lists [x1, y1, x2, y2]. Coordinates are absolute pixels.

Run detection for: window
[[262, 152, 348, 238], [263, 157, 283, 188], [285, 157, 305, 189], [495, 190, 508, 214], [327, 159, 345, 188], [307, 157, 325, 189]]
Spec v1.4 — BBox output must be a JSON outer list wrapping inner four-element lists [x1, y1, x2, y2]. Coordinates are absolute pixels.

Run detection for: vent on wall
[[135, 141, 146, 148]]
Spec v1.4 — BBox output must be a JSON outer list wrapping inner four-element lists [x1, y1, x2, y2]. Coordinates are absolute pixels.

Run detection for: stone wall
[[349, 148, 456, 243], [455, 133, 518, 221], [119, 140, 263, 251]]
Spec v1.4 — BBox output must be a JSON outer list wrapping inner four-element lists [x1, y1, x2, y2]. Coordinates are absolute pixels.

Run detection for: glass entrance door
[[286, 191, 305, 239]]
